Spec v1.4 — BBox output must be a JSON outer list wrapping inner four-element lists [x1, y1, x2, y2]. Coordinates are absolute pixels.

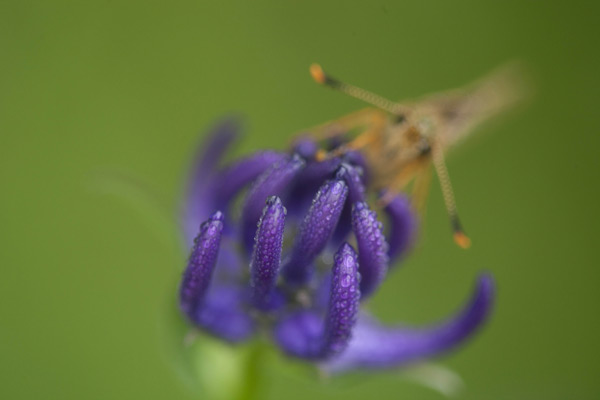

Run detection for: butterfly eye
[[418, 138, 431, 156], [393, 114, 405, 124]]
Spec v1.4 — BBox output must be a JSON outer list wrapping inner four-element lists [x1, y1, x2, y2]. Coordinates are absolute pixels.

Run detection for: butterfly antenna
[[310, 64, 408, 117], [431, 143, 471, 249]]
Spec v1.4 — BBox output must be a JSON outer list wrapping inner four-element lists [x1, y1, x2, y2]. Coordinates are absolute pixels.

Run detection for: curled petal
[[241, 155, 305, 251], [331, 163, 367, 247], [183, 117, 240, 246], [275, 243, 360, 360], [323, 274, 495, 373], [336, 163, 366, 204], [194, 285, 255, 343], [296, 157, 342, 185], [322, 243, 361, 357], [190, 117, 241, 178], [179, 211, 224, 319], [250, 196, 287, 310], [215, 151, 287, 210], [286, 157, 342, 215], [343, 150, 370, 187], [283, 179, 348, 284], [384, 194, 417, 263], [352, 202, 389, 298]]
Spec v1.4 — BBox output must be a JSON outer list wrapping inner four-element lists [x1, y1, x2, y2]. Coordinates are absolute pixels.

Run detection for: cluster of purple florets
[[179, 118, 494, 373]]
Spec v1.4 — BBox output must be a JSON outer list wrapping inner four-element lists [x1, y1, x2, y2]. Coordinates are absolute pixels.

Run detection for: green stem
[[237, 342, 265, 400]]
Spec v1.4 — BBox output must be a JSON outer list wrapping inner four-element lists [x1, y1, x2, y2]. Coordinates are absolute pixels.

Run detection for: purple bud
[[343, 150, 370, 187], [179, 211, 224, 319], [241, 155, 305, 252], [383, 194, 417, 262], [286, 156, 342, 215], [183, 117, 240, 246], [192, 117, 241, 177], [336, 163, 366, 204], [283, 179, 348, 284], [250, 196, 287, 310], [297, 157, 342, 184], [321, 243, 361, 357], [331, 163, 367, 247], [215, 151, 287, 208], [352, 202, 389, 298]]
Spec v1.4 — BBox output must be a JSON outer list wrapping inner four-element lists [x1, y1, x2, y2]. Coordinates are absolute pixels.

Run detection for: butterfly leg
[[309, 109, 387, 161]]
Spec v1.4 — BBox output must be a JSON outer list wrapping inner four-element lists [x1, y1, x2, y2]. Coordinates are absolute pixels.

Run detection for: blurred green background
[[1, 1, 599, 399]]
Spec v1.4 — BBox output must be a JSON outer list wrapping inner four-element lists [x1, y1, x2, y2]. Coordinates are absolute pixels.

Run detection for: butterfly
[[303, 63, 525, 248]]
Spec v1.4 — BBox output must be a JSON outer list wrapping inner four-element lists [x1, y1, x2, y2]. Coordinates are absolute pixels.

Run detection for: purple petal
[[215, 151, 287, 210], [336, 163, 366, 204], [351, 202, 389, 298], [183, 117, 241, 246], [384, 194, 417, 263], [194, 285, 255, 343], [331, 163, 367, 248], [274, 243, 360, 360], [292, 136, 319, 160], [212, 244, 245, 282], [274, 311, 323, 359], [296, 157, 342, 185], [321, 243, 361, 357], [179, 211, 224, 320], [240, 155, 305, 252], [250, 196, 287, 311], [330, 204, 353, 251], [343, 150, 370, 187], [286, 157, 342, 216], [314, 272, 333, 311], [191, 117, 241, 178], [323, 274, 495, 373], [283, 179, 348, 284]]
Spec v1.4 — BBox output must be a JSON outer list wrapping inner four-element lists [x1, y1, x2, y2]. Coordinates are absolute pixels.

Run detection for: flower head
[[178, 117, 495, 373]]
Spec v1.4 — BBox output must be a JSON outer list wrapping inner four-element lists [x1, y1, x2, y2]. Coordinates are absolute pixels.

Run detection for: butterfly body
[[306, 63, 525, 248]]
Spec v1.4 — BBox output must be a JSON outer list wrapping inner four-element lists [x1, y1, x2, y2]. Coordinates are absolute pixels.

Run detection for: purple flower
[[178, 117, 495, 373]]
